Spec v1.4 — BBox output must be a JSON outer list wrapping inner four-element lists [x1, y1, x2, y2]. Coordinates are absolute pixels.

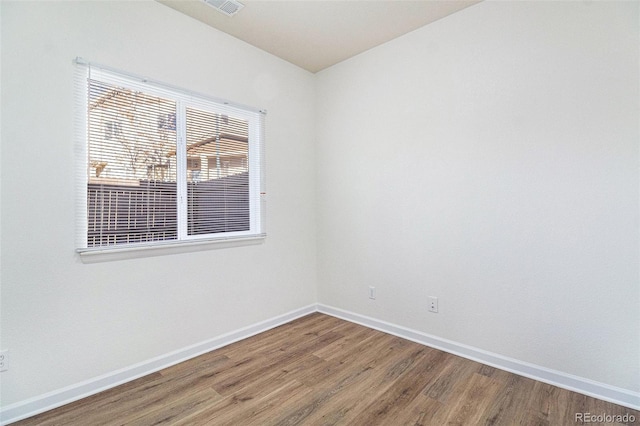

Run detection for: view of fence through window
[[185, 107, 250, 236], [87, 79, 250, 247]]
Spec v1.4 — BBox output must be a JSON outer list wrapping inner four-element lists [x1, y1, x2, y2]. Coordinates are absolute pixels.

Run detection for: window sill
[[77, 235, 265, 263]]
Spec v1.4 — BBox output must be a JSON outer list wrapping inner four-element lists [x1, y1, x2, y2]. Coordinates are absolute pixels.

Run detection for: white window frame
[[75, 59, 266, 261]]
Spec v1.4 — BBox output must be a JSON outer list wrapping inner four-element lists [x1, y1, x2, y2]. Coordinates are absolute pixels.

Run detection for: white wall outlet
[[428, 296, 438, 313], [369, 286, 376, 300], [0, 350, 8, 372]]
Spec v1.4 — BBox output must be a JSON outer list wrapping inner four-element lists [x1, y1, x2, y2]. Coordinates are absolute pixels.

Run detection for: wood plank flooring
[[14, 313, 639, 425]]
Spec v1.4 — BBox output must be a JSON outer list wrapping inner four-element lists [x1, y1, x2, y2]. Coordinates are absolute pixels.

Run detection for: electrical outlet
[[0, 350, 8, 372], [369, 286, 376, 300], [428, 296, 438, 313]]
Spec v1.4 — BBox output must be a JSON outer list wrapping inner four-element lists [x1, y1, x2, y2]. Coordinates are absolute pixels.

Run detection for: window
[[104, 121, 122, 140], [75, 61, 266, 255]]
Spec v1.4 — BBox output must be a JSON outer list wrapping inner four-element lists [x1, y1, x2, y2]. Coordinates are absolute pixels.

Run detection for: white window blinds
[[76, 60, 266, 253]]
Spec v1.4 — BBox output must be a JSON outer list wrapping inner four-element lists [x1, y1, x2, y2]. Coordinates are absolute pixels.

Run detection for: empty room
[[0, 0, 638, 424]]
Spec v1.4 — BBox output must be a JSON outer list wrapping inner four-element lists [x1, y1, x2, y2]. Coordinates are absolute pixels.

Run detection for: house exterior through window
[[76, 63, 265, 253]]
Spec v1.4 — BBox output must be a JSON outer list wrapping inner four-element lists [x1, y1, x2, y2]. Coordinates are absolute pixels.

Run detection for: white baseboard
[[0, 304, 316, 425], [317, 303, 640, 411], [3, 302, 638, 425]]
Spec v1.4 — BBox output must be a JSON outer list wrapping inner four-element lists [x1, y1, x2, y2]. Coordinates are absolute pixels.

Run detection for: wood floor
[[15, 313, 639, 425]]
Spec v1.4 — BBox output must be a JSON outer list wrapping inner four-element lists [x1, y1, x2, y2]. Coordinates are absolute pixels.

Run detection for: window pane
[[185, 107, 250, 235], [87, 79, 178, 247]]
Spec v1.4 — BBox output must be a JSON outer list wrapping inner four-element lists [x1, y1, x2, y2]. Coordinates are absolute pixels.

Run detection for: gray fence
[[87, 173, 249, 247]]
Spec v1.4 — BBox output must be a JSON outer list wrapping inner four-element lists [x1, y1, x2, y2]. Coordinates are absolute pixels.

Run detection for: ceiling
[[158, 0, 481, 73]]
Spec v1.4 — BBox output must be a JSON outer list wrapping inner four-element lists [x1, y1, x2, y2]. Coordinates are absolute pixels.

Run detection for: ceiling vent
[[203, 0, 244, 17]]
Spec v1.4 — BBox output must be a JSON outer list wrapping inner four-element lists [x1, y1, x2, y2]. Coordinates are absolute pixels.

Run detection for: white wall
[[0, 0, 316, 407], [316, 0, 639, 393]]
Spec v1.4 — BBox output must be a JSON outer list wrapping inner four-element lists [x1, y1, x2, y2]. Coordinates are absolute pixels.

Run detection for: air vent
[[203, 0, 244, 17]]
